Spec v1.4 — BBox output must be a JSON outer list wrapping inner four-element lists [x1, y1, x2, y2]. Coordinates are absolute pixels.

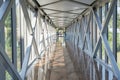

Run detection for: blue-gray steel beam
[[19, 0, 39, 56], [78, 22, 82, 48], [92, 9, 102, 58], [19, 0, 32, 34], [73, 23, 76, 51], [69, 0, 90, 7], [0, 0, 21, 79], [42, 8, 79, 15], [0, 0, 3, 7], [0, 63, 5, 80], [105, 3, 109, 63], [90, 13, 93, 80], [11, 1, 17, 68], [66, 0, 120, 79], [99, 6, 102, 59], [99, 6, 102, 79], [0, 0, 5, 79], [0, 0, 14, 25], [75, 22, 78, 56], [19, 0, 41, 79], [91, 13, 93, 52], [0, 44, 22, 80], [92, 0, 120, 78], [32, 16, 40, 56], [26, 34, 55, 70], [40, 0, 62, 7], [105, 3, 109, 80], [92, 8, 105, 63], [113, 1, 117, 61], [19, 6, 24, 68], [82, 11, 92, 54], [93, 15, 97, 53], [95, 58, 114, 73], [20, 37, 33, 80], [79, 17, 84, 48], [93, 60, 101, 80]]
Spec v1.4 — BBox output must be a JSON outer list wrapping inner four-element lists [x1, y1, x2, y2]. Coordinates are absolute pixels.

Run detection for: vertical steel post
[[19, 6, 24, 68], [0, 0, 5, 80], [113, 0, 117, 61], [99, 6, 102, 78], [93, 9, 97, 80], [105, 3, 109, 80], [11, 1, 17, 68], [90, 13, 93, 80], [0, 0, 5, 56], [99, 6, 102, 60]]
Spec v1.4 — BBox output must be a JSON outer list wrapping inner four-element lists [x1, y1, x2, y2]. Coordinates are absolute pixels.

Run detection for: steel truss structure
[[66, 0, 120, 80], [0, 0, 120, 80], [0, 0, 56, 80]]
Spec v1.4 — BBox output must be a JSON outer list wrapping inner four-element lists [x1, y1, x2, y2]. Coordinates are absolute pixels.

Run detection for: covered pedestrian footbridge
[[0, 0, 120, 80]]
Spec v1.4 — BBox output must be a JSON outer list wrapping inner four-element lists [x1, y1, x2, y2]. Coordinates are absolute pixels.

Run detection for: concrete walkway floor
[[26, 42, 79, 80], [49, 42, 68, 80]]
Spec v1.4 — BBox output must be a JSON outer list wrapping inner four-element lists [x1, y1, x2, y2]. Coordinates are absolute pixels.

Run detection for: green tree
[[117, 14, 120, 51], [117, 14, 120, 28], [4, 12, 12, 80], [5, 12, 12, 48]]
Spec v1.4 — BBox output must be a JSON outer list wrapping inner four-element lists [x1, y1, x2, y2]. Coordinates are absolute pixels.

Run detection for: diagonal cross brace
[[92, 0, 120, 78], [19, 0, 40, 79], [19, 36, 33, 80], [19, 0, 40, 59], [78, 21, 84, 48], [81, 11, 92, 53], [0, 0, 14, 25], [40, 0, 62, 7], [0, 0, 22, 79], [0, 43, 22, 80]]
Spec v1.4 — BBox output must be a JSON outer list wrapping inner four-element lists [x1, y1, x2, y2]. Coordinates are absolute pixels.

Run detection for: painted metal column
[[113, 0, 117, 61], [0, 0, 5, 80], [11, 1, 17, 68], [0, 0, 5, 56], [19, 6, 24, 68], [93, 9, 97, 80], [99, 6, 102, 79], [90, 13, 93, 80], [105, 3, 108, 80]]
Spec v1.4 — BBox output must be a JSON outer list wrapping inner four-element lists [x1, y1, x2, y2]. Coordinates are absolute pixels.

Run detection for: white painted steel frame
[[0, 0, 56, 80], [65, 0, 120, 79]]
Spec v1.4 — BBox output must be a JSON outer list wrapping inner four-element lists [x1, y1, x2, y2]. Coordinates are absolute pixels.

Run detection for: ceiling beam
[[40, 0, 62, 7], [48, 12, 78, 15], [50, 17, 75, 21], [54, 22, 70, 24], [49, 15, 75, 18], [67, 0, 90, 7], [53, 20, 71, 22], [33, 0, 57, 27], [67, 7, 85, 11], [47, 8, 85, 15], [54, 18, 71, 20], [41, 8, 79, 14], [52, 20, 72, 22]]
